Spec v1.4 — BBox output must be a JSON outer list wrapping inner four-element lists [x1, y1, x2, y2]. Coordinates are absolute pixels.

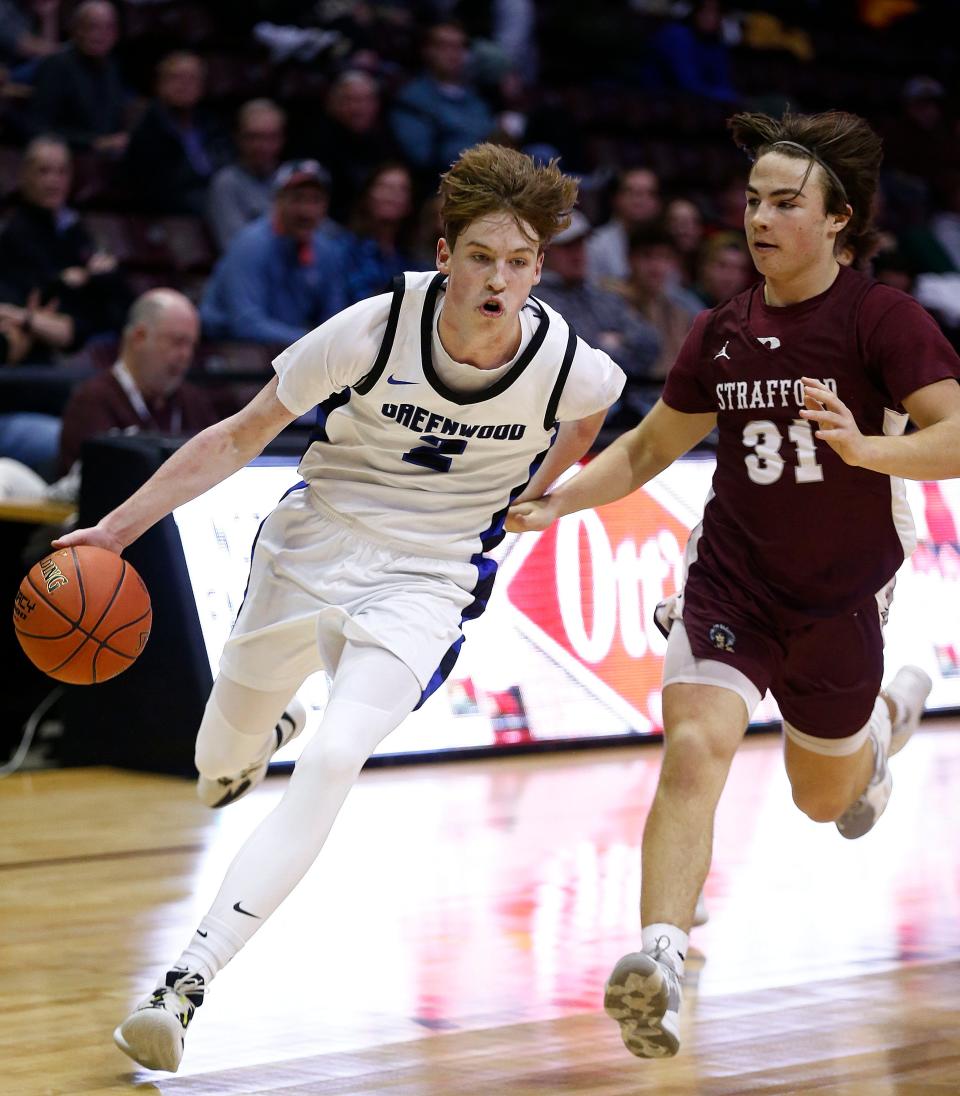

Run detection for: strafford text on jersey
[[715, 377, 837, 412]]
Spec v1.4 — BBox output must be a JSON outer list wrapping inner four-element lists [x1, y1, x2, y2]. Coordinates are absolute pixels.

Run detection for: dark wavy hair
[[727, 110, 883, 257]]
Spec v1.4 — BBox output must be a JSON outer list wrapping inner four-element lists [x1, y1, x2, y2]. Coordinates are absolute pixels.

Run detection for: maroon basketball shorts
[[672, 578, 892, 740]]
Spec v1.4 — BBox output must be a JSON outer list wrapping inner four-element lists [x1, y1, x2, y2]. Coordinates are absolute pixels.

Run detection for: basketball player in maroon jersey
[[508, 110, 960, 1058]]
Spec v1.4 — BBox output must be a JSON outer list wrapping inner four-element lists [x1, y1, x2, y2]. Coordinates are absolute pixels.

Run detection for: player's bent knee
[[194, 696, 253, 779], [790, 787, 849, 824], [783, 712, 881, 823]]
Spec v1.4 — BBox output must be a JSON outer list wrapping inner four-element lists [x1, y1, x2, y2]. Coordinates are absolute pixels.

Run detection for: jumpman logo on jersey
[[714, 341, 731, 360]]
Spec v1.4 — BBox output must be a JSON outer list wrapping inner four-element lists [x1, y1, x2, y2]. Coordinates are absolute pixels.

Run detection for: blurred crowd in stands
[[0, 0, 958, 492]]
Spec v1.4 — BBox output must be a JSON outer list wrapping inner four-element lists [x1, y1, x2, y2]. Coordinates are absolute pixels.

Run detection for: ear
[[436, 236, 451, 273], [531, 249, 544, 286], [830, 203, 853, 236]]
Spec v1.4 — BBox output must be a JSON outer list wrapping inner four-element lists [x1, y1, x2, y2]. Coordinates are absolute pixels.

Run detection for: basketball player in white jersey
[[53, 143, 625, 1072]]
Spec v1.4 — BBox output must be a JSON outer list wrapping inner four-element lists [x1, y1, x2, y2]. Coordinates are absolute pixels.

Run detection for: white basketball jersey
[[294, 271, 582, 562]]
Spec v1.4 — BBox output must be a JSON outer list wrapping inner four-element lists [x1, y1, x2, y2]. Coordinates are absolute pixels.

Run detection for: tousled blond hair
[[439, 143, 578, 251]]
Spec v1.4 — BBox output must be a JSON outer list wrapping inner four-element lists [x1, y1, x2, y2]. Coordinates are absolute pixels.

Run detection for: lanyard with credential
[[112, 360, 183, 434]]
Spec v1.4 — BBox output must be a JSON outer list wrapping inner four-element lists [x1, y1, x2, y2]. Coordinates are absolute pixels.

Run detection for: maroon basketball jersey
[[663, 265, 960, 615]]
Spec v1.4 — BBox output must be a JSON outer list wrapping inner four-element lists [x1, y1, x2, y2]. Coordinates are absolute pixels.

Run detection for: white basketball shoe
[[835, 666, 932, 840], [113, 969, 204, 1072], [197, 697, 307, 808], [886, 665, 933, 756]]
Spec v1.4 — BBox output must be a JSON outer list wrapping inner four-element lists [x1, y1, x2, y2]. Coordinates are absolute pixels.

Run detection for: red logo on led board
[[504, 490, 692, 730]]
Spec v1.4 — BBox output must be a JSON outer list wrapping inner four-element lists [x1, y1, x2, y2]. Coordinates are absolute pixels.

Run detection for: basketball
[[12, 546, 152, 685]]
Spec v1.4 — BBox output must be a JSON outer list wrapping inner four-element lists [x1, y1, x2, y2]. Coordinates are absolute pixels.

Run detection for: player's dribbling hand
[[52, 525, 124, 555], [799, 378, 866, 467], [505, 497, 560, 533]]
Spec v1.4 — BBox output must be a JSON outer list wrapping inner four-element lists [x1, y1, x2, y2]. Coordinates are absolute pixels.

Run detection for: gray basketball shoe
[[197, 696, 307, 808], [604, 943, 682, 1058], [835, 665, 932, 840]]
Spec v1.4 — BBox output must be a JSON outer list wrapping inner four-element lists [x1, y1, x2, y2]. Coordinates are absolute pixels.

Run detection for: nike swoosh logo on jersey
[[387, 375, 418, 385], [757, 336, 781, 349], [233, 900, 261, 918]]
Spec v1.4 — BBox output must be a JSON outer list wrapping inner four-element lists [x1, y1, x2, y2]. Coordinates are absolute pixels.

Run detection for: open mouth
[[480, 299, 505, 317], [753, 241, 777, 251]]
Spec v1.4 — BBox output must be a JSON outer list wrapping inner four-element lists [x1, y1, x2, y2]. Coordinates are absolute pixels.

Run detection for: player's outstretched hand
[[506, 496, 560, 533], [52, 525, 124, 555], [799, 377, 866, 467]]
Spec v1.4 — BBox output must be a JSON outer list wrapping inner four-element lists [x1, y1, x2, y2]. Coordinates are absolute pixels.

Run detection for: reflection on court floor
[[170, 723, 960, 1075], [2, 723, 958, 1091]]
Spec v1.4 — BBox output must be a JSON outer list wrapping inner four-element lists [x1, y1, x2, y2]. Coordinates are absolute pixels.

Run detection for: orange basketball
[[12, 546, 152, 685]]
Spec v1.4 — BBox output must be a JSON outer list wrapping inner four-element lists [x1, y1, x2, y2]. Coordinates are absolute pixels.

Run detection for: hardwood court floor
[[2, 722, 959, 1095]]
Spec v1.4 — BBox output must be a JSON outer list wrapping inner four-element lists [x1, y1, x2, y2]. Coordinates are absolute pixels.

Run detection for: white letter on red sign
[[556, 511, 616, 664]]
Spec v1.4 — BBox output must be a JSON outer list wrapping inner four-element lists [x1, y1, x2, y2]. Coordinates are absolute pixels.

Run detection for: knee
[[659, 722, 737, 797], [194, 699, 247, 779], [790, 784, 849, 824], [295, 733, 368, 786], [194, 725, 235, 779]]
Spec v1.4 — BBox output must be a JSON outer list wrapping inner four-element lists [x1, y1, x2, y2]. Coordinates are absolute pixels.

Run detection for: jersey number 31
[[742, 418, 823, 485]]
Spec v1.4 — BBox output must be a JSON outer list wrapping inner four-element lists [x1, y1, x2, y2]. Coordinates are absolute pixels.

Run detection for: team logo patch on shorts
[[708, 623, 736, 652]]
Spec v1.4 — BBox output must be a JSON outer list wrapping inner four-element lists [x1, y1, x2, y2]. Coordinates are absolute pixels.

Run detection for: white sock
[[642, 923, 688, 976], [173, 915, 246, 985]]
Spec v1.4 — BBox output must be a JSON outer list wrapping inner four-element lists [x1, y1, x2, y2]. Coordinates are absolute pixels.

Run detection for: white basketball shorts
[[219, 485, 479, 695]]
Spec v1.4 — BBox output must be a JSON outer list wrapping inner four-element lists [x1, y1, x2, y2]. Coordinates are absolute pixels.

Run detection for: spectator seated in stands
[[58, 288, 218, 479], [200, 160, 347, 346], [587, 167, 662, 283], [389, 20, 495, 182], [883, 77, 960, 201], [664, 196, 705, 287], [28, 0, 128, 155], [644, 0, 738, 104], [607, 223, 702, 381], [708, 170, 751, 235], [690, 230, 752, 308], [0, 0, 59, 72], [0, 133, 125, 476], [207, 99, 287, 253], [342, 162, 415, 304], [124, 51, 228, 216], [535, 210, 661, 422], [294, 69, 403, 225], [0, 134, 130, 367]]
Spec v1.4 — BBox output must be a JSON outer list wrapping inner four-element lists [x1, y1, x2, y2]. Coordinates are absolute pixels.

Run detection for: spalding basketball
[[12, 546, 152, 684]]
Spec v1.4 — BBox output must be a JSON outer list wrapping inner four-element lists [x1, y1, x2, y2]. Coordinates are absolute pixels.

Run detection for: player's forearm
[[549, 423, 667, 518], [518, 412, 604, 501], [856, 417, 960, 480], [99, 419, 267, 548]]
